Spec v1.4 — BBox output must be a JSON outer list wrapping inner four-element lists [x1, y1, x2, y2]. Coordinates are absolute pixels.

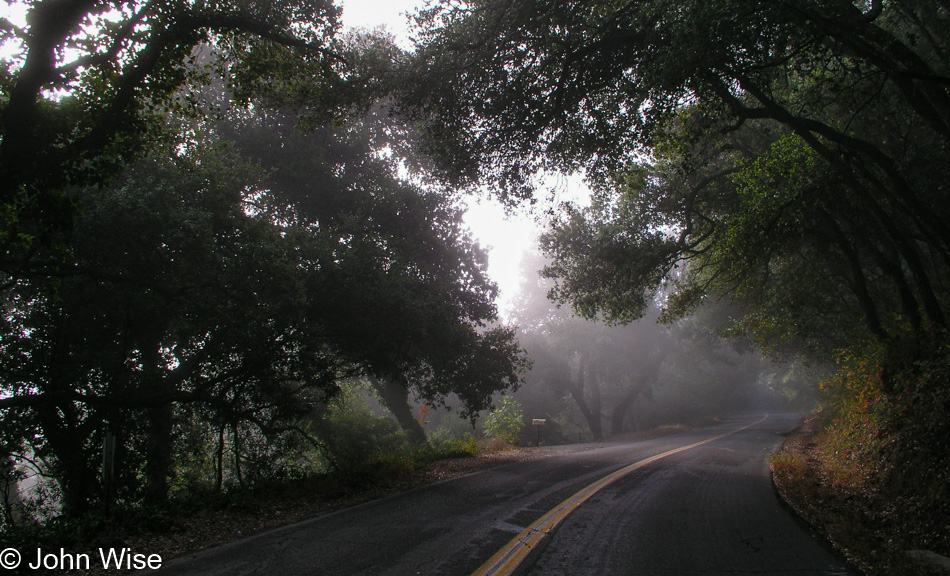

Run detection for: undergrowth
[[0, 422, 487, 557], [772, 337, 950, 576]]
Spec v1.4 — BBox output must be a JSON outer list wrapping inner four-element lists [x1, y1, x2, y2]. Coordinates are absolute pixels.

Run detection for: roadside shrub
[[321, 402, 410, 475], [483, 396, 525, 445], [884, 342, 950, 553], [458, 434, 479, 456], [819, 344, 893, 488], [427, 428, 479, 457], [483, 437, 512, 453], [817, 338, 950, 555]]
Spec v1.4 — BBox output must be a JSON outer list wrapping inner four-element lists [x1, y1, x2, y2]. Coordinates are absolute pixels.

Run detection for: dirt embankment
[[771, 419, 949, 576]]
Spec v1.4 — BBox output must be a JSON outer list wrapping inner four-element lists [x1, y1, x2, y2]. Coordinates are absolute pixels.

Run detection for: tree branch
[[0, 17, 25, 39], [184, 12, 347, 64], [0, 388, 203, 411], [54, 0, 161, 78]]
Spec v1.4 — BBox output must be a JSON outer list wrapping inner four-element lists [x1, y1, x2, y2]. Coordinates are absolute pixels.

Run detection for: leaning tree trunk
[[369, 376, 428, 446], [610, 373, 661, 436], [567, 358, 603, 441], [589, 363, 603, 438], [610, 386, 640, 436]]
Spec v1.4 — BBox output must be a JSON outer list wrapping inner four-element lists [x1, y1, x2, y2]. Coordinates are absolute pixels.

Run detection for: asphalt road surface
[[154, 413, 856, 576]]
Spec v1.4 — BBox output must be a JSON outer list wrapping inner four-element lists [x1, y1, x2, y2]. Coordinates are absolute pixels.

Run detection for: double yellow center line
[[472, 414, 770, 576]]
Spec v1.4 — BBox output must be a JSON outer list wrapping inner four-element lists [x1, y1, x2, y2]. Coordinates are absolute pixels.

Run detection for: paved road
[[154, 413, 855, 576]]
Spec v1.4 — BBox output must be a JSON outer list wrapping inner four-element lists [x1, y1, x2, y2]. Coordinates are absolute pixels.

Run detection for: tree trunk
[[369, 376, 428, 446], [817, 207, 888, 340], [143, 402, 173, 505], [611, 356, 663, 436], [38, 403, 96, 517], [568, 358, 603, 441], [142, 327, 175, 506], [215, 425, 225, 493], [589, 363, 603, 439], [233, 424, 243, 487], [0, 455, 20, 525], [610, 386, 640, 436]]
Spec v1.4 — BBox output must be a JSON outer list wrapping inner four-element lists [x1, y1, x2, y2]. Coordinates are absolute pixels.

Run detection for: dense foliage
[[0, 0, 360, 275], [402, 0, 950, 555], [404, 0, 949, 343], [0, 0, 527, 524], [3, 0, 947, 558]]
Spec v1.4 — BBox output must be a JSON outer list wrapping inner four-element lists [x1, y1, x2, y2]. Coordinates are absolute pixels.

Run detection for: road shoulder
[[772, 419, 948, 576]]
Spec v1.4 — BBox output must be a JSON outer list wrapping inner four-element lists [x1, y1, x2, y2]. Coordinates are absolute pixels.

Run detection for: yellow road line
[[471, 414, 770, 576]]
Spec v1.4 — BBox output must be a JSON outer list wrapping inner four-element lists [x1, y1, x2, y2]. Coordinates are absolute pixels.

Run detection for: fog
[[498, 251, 821, 444]]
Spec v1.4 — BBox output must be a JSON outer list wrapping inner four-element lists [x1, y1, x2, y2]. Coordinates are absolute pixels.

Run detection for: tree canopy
[[403, 0, 950, 352], [0, 2, 528, 517], [3, 0, 947, 546], [0, 0, 365, 278], [402, 2, 950, 545]]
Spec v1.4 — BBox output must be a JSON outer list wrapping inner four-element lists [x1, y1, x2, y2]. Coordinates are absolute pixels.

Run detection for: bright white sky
[[339, 0, 420, 47], [340, 0, 584, 318]]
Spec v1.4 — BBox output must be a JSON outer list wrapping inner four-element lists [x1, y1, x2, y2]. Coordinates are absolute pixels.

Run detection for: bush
[[483, 397, 525, 445], [819, 344, 893, 487], [322, 403, 411, 475], [427, 428, 479, 457], [884, 343, 950, 553], [817, 338, 950, 555]]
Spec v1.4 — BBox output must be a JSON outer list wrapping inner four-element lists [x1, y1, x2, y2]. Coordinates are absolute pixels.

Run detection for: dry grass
[[483, 437, 515, 453], [771, 419, 946, 576]]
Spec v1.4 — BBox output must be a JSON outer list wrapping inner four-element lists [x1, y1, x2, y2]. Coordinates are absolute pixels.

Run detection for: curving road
[[154, 413, 855, 576]]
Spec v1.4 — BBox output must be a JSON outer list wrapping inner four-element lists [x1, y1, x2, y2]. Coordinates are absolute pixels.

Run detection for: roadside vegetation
[[2, 1, 949, 570], [0, 0, 529, 550], [400, 0, 950, 569], [773, 341, 950, 575], [1, 383, 530, 568]]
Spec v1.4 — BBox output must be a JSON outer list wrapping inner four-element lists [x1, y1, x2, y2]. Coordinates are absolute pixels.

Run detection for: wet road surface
[[154, 413, 855, 576]]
